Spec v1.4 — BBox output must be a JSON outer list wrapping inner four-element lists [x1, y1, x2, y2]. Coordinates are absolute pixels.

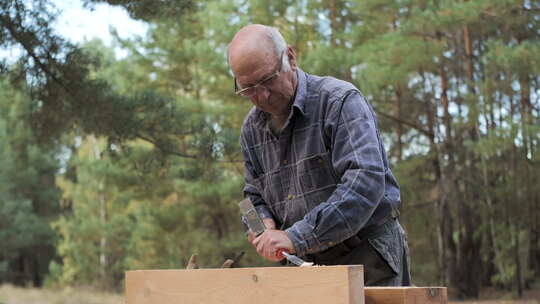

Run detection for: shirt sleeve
[[240, 127, 275, 227], [285, 91, 386, 257]]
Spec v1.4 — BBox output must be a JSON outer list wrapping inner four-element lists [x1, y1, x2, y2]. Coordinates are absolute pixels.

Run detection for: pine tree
[[0, 79, 61, 286]]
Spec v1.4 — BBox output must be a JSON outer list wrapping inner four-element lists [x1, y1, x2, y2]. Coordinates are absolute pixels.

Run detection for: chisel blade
[[282, 251, 313, 267]]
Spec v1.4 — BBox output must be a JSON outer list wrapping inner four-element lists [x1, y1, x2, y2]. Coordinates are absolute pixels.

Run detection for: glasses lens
[[240, 87, 255, 97], [236, 74, 275, 97]]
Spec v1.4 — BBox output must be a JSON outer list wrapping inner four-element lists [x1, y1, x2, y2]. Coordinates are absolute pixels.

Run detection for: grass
[[450, 288, 540, 304], [0, 284, 123, 304]]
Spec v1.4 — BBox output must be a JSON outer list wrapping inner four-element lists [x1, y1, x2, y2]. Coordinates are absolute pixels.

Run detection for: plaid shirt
[[240, 68, 401, 258]]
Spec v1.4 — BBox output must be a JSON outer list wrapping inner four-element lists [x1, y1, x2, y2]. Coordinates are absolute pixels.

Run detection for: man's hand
[[252, 229, 295, 262], [247, 218, 276, 243]]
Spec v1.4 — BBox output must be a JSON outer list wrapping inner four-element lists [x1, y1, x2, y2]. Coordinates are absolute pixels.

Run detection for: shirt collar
[[252, 68, 308, 129], [292, 67, 307, 116]]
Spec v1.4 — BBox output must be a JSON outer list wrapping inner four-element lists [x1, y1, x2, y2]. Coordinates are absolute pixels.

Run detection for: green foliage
[[53, 138, 132, 288], [48, 12, 254, 286], [52, 135, 253, 289], [0, 79, 60, 285], [83, 0, 194, 22]]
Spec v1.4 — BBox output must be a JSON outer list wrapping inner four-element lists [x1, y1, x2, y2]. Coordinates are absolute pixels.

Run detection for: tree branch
[[0, 15, 72, 95], [374, 109, 434, 138], [135, 133, 198, 159]]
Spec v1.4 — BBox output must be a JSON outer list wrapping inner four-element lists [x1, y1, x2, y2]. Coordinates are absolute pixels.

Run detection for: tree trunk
[[512, 222, 523, 297], [89, 135, 108, 288], [395, 86, 403, 161], [455, 25, 482, 298], [438, 60, 460, 294], [421, 70, 447, 285]]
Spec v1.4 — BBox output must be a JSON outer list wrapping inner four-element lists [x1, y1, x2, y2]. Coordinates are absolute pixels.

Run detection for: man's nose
[[250, 87, 270, 104]]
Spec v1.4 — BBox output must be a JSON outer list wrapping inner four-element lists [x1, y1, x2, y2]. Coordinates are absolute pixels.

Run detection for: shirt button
[[288, 194, 294, 200]]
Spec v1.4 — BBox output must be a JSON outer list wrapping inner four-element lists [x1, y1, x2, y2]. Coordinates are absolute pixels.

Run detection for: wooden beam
[[364, 287, 447, 304], [126, 265, 364, 304]]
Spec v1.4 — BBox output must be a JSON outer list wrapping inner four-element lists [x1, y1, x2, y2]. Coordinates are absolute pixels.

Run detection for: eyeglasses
[[234, 51, 285, 98]]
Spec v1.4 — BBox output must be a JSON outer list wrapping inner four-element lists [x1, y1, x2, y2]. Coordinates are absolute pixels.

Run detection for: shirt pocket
[[297, 152, 339, 212], [297, 152, 338, 194]]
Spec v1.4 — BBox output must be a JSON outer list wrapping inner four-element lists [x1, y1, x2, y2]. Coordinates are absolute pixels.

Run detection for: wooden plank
[[126, 265, 364, 304], [364, 287, 447, 304]]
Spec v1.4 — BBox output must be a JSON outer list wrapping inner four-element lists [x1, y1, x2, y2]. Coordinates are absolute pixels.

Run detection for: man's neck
[[269, 114, 288, 134]]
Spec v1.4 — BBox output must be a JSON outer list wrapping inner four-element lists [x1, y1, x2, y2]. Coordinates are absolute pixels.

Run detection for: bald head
[[227, 25, 298, 118], [228, 24, 289, 77]]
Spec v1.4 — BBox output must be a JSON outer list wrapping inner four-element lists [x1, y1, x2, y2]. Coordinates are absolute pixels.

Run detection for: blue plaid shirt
[[240, 68, 401, 258]]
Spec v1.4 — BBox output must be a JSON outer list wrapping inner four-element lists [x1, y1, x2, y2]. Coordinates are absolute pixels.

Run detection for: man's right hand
[[247, 218, 276, 242]]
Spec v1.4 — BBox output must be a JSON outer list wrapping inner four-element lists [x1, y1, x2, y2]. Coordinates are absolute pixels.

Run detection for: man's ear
[[287, 45, 298, 70]]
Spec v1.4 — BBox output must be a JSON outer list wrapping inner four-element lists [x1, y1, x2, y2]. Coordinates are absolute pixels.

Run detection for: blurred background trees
[[0, 0, 538, 299]]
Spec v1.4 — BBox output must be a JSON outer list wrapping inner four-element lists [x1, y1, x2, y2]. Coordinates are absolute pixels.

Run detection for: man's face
[[232, 49, 296, 116]]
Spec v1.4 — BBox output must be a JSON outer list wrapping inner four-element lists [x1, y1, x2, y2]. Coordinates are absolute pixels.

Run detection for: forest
[[0, 0, 539, 300]]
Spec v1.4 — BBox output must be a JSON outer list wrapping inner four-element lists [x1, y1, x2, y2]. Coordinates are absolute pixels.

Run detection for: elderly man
[[229, 24, 411, 286]]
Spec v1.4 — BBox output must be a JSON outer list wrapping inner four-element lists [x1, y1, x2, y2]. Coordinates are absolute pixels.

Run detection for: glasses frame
[[234, 50, 285, 97]]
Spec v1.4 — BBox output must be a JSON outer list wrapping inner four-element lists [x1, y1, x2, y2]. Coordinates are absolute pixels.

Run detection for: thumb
[[262, 218, 276, 230]]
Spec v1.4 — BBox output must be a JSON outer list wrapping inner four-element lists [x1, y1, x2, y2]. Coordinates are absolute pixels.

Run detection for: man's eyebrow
[[244, 70, 276, 87]]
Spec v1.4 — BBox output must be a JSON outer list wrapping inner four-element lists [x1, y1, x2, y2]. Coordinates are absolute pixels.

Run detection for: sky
[[52, 0, 147, 55], [0, 1, 146, 61]]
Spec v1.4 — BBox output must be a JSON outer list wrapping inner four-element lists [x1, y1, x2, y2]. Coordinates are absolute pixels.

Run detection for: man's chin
[[254, 100, 275, 114], [254, 96, 290, 115], [254, 103, 270, 112]]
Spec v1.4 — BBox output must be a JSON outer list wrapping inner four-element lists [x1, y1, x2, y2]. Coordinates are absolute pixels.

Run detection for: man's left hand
[[252, 229, 295, 262]]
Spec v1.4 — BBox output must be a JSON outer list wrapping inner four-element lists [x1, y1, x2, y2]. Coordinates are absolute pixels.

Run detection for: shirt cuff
[[285, 222, 321, 258]]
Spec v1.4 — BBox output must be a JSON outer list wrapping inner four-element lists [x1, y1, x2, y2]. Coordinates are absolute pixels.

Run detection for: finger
[[267, 250, 283, 262], [263, 218, 276, 230], [249, 237, 258, 250], [252, 234, 262, 246], [266, 239, 280, 260], [268, 255, 283, 262], [256, 236, 266, 255], [264, 246, 274, 260]]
